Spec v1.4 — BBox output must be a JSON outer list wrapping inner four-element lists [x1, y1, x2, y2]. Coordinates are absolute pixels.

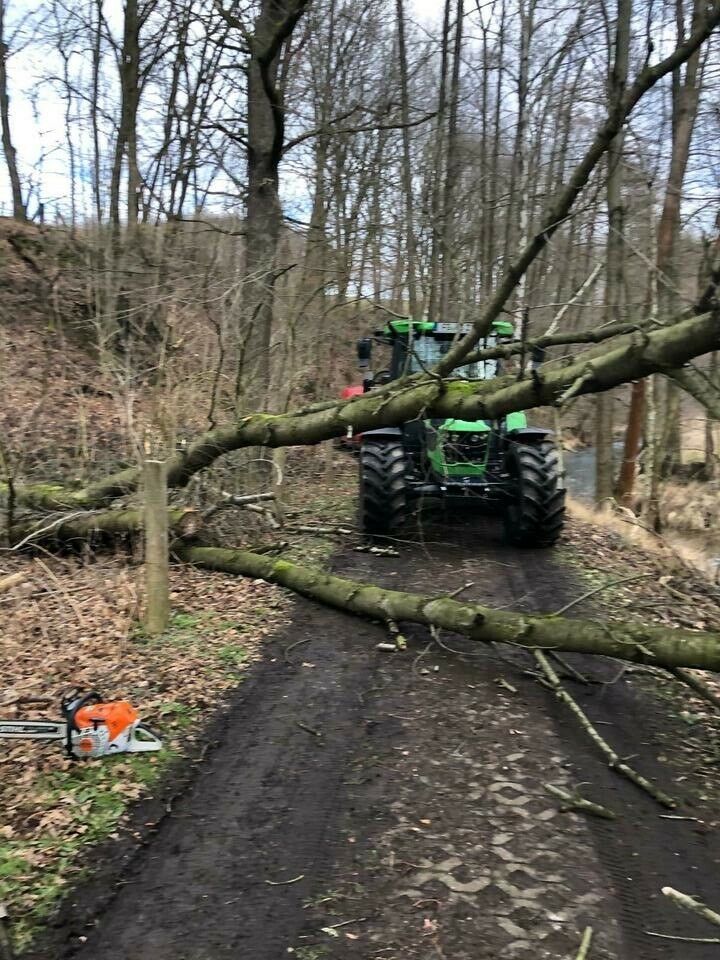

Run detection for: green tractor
[[356, 318, 566, 547]]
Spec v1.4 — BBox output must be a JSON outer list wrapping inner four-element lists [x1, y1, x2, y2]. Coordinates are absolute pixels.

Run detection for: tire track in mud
[[505, 539, 720, 958], [302, 516, 720, 959], [31, 516, 720, 960], [32, 607, 383, 960]]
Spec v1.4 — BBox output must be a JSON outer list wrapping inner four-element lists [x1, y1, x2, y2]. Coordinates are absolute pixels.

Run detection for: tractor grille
[[445, 436, 489, 464]]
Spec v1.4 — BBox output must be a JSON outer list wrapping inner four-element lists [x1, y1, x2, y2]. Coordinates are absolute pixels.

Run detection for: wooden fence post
[[144, 458, 169, 635]]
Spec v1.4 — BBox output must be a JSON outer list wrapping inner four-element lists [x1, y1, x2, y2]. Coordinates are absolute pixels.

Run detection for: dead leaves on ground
[[0, 553, 290, 944]]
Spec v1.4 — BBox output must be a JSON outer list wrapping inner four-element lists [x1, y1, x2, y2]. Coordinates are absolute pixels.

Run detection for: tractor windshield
[[411, 335, 498, 379]]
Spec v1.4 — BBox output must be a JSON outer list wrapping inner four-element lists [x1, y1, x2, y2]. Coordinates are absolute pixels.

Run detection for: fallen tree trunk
[[7, 507, 199, 548], [175, 543, 720, 671], [8, 506, 720, 670], [5, 310, 719, 512]]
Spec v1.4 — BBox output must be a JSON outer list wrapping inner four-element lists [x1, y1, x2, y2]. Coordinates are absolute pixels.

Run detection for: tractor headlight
[[470, 433, 481, 443], [447, 432, 462, 444]]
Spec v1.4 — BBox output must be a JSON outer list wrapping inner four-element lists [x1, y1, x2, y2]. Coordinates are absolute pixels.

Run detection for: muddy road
[[31, 517, 720, 960]]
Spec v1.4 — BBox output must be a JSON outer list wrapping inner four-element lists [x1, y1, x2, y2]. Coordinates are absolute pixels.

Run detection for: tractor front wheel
[[359, 439, 408, 535], [504, 441, 566, 547]]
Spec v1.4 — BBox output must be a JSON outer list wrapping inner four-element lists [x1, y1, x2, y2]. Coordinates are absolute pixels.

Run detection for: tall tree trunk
[[616, 379, 644, 506], [427, 0, 452, 318], [0, 0, 25, 221], [109, 0, 140, 227], [124, 0, 141, 226], [396, 0, 419, 318], [595, 0, 631, 506], [658, 0, 704, 476], [645, 0, 705, 525], [438, 0, 463, 324], [91, 0, 103, 223], [238, 0, 309, 412], [705, 352, 717, 479]]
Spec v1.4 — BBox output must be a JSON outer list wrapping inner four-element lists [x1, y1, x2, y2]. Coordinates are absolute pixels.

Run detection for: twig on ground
[[545, 783, 615, 820], [265, 874, 305, 886], [600, 663, 629, 686], [412, 641, 434, 677], [575, 926, 593, 959], [553, 573, 653, 616], [668, 667, 720, 710], [296, 721, 322, 738], [287, 524, 356, 536], [645, 931, 720, 943], [662, 886, 720, 927], [202, 491, 276, 521], [534, 651, 676, 808], [548, 651, 590, 684], [430, 624, 485, 658], [354, 543, 400, 557], [659, 815, 702, 822], [326, 917, 368, 929], [495, 677, 518, 694], [284, 636, 312, 662], [241, 501, 282, 529], [448, 581, 474, 599]]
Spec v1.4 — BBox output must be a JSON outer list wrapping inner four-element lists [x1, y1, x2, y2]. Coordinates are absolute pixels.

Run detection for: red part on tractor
[[337, 385, 364, 449]]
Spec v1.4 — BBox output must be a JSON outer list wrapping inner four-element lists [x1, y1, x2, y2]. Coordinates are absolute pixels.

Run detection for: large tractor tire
[[359, 439, 409, 535], [504, 440, 566, 547]]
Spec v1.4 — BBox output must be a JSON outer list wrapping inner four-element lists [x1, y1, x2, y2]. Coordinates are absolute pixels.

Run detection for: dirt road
[[29, 517, 720, 960]]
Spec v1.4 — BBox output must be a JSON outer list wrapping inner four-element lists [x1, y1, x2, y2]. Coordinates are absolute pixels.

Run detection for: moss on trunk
[[176, 543, 720, 671]]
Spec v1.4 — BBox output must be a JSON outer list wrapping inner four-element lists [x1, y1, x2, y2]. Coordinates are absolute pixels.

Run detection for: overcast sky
[[0, 0, 445, 219]]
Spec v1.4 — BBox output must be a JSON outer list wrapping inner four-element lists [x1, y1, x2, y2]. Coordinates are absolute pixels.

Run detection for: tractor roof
[[383, 318, 515, 337]]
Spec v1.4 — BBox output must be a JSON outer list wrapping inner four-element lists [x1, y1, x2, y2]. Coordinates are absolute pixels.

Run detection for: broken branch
[[533, 651, 675, 808]]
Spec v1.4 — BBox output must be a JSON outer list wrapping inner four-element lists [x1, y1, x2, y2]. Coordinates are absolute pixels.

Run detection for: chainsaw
[[0, 690, 162, 760]]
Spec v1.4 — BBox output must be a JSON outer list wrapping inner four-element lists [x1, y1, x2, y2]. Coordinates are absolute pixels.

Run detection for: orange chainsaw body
[[75, 701, 139, 742]]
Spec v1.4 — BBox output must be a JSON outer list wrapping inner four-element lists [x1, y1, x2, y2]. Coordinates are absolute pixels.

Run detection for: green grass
[[3, 606, 260, 952], [0, 750, 175, 951], [293, 947, 330, 960]]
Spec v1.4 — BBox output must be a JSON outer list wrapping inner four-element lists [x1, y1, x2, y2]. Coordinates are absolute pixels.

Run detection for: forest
[[1, 0, 720, 957]]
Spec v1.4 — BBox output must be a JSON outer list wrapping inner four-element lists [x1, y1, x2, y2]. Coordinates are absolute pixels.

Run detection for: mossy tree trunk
[[5, 309, 720, 513], [175, 543, 720, 672]]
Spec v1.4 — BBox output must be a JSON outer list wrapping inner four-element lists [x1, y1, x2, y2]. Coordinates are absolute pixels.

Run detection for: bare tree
[[0, 0, 26, 220], [595, 0, 631, 505]]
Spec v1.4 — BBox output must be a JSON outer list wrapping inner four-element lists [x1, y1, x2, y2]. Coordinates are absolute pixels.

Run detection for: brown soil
[[23, 513, 720, 960]]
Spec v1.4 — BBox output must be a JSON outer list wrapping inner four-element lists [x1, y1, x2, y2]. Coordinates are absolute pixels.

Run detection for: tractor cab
[[357, 318, 514, 390], [355, 316, 566, 547]]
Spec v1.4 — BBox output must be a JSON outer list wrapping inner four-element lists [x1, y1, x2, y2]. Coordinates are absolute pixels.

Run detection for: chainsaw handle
[[61, 690, 102, 730]]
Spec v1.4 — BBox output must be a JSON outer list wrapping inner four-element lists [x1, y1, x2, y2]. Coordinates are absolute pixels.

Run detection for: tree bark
[[175, 543, 720, 672], [438, 0, 463, 323], [650, 0, 707, 491], [109, 0, 141, 227], [616, 378, 645, 507]]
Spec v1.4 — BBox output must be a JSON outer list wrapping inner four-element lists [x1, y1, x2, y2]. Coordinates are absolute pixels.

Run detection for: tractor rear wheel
[[359, 439, 408, 535], [504, 441, 565, 547]]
